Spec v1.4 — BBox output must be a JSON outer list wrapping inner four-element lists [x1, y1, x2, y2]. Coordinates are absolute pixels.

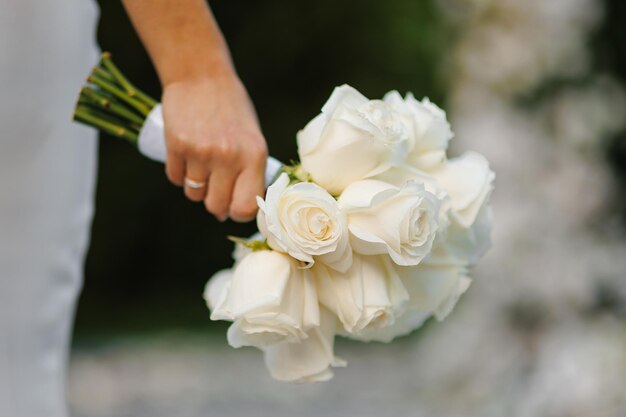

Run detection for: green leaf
[[227, 236, 271, 252]]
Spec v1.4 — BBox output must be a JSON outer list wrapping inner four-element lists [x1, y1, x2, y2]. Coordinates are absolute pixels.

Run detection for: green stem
[[87, 74, 151, 117], [101, 52, 158, 109], [133, 89, 158, 110], [77, 96, 139, 128], [76, 99, 131, 127], [92, 66, 115, 83], [81, 87, 145, 125], [74, 105, 139, 143]]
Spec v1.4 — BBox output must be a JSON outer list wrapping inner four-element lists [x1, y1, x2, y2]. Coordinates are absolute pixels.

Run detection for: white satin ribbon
[[138, 104, 283, 187]]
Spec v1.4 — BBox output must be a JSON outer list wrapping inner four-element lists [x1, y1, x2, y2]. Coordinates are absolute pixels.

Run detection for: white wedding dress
[[0, 1, 99, 416]]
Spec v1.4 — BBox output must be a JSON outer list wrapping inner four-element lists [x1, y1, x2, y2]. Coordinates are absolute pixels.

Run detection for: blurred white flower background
[[69, 0, 626, 416]]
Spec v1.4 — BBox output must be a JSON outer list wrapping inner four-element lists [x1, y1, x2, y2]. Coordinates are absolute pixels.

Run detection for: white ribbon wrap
[[138, 104, 283, 187]]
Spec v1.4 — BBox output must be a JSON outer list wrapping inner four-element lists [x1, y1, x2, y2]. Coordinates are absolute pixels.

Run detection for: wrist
[[160, 52, 236, 88]]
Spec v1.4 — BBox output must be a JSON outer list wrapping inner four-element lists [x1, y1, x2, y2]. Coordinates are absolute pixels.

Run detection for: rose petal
[[262, 308, 345, 382], [203, 269, 232, 312]]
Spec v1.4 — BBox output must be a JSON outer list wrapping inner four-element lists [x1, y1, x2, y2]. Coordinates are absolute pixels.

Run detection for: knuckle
[[230, 201, 258, 221], [204, 199, 226, 218], [255, 145, 269, 159], [192, 142, 215, 159], [247, 143, 268, 165], [191, 140, 237, 161], [214, 141, 237, 161], [184, 189, 203, 202], [165, 129, 188, 152], [184, 139, 236, 162]]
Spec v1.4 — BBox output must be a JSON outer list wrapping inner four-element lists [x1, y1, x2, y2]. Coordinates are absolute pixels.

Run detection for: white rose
[[372, 165, 452, 246], [397, 249, 471, 321], [314, 255, 409, 336], [203, 268, 232, 311], [431, 151, 494, 228], [262, 307, 346, 383], [374, 163, 438, 190], [431, 151, 495, 263], [349, 310, 431, 343], [208, 250, 320, 348], [384, 91, 453, 171], [445, 203, 493, 264], [257, 173, 352, 272], [338, 179, 440, 266], [350, 249, 471, 343], [297, 84, 410, 195]]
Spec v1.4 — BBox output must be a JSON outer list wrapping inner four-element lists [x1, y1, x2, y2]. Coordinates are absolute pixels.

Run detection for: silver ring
[[184, 177, 207, 189]]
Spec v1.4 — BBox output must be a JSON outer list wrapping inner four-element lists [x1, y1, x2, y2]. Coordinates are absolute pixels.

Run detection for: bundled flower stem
[[73, 52, 157, 144], [72, 53, 285, 187]]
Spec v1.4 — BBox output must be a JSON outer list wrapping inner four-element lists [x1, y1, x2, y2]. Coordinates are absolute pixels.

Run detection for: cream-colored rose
[[397, 249, 471, 321], [262, 307, 346, 383], [350, 249, 471, 343], [348, 310, 431, 343], [314, 255, 409, 336], [208, 250, 320, 348], [431, 151, 495, 263], [297, 85, 410, 195], [384, 91, 453, 171], [203, 268, 232, 311], [372, 165, 452, 246], [431, 151, 494, 227], [374, 163, 438, 190], [445, 203, 493, 264], [338, 179, 440, 266], [257, 173, 352, 272]]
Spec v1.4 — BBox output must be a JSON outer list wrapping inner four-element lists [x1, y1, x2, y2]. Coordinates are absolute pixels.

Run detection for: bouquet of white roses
[[74, 53, 494, 383]]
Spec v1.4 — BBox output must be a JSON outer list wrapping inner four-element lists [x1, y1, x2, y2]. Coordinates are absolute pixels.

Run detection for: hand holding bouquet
[[74, 54, 494, 383]]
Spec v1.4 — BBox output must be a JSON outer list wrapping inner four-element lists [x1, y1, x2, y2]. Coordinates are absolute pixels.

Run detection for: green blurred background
[[75, 0, 626, 338]]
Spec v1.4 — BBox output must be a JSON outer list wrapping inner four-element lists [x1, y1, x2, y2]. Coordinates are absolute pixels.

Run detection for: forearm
[[122, 0, 234, 86]]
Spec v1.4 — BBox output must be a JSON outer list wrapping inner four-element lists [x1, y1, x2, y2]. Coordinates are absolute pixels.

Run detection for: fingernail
[[218, 214, 229, 222]]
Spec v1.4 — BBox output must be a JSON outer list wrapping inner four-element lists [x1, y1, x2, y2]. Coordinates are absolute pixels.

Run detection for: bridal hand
[[161, 74, 268, 222]]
